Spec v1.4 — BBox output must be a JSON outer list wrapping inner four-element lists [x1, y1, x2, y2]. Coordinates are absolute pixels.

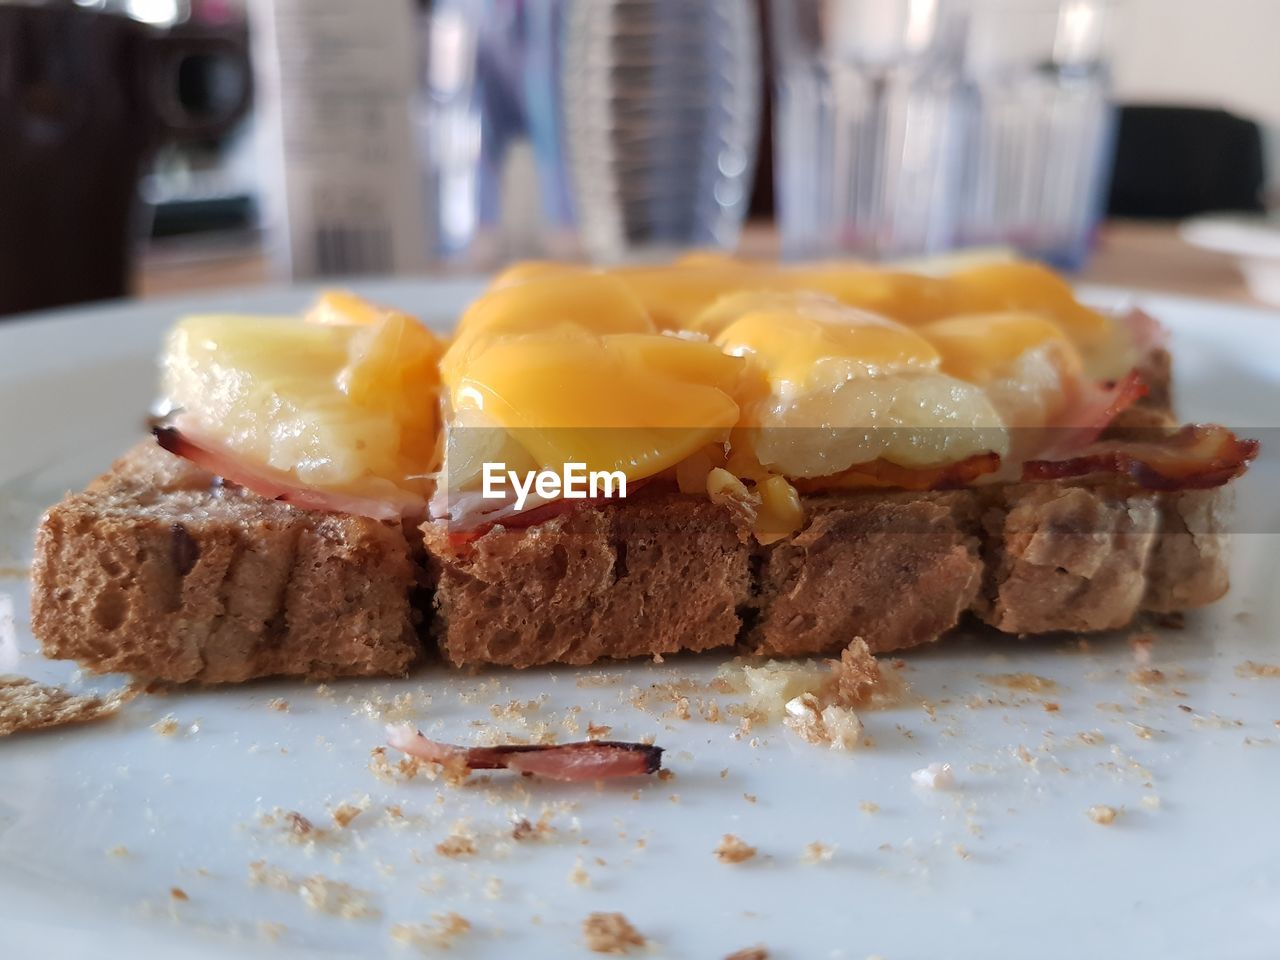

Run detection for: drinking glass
[[560, 0, 761, 262], [957, 0, 1116, 269], [770, 0, 968, 260]]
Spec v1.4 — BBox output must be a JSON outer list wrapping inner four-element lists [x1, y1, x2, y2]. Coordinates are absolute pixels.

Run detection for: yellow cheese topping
[[918, 311, 1079, 385], [708, 291, 941, 391], [451, 329, 742, 481], [442, 272, 654, 388]]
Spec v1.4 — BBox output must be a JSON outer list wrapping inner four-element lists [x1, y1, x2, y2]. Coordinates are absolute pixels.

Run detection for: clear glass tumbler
[[771, 0, 968, 260], [560, 0, 761, 262], [956, 0, 1116, 269]]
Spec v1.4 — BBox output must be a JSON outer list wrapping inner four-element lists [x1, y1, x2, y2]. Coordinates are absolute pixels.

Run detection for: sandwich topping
[[151, 259, 1257, 534]]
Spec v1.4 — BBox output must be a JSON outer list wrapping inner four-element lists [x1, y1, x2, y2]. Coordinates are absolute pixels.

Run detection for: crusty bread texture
[[429, 480, 1229, 668], [32, 443, 420, 683]]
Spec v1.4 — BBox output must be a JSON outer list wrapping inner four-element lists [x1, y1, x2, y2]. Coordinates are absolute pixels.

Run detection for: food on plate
[[0, 675, 139, 736], [385, 725, 665, 781], [29, 260, 1257, 683]]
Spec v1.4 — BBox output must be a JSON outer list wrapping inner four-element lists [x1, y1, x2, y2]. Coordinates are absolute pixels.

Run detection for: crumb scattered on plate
[[390, 912, 471, 950], [583, 912, 647, 954], [1087, 804, 1119, 825], [801, 841, 834, 864], [0, 675, 138, 737], [1236, 661, 1280, 679], [714, 834, 757, 864]]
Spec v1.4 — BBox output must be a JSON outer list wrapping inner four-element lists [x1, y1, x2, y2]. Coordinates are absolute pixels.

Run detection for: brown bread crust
[[423, 491, 749, 668], [748, 492, 984, 656], [31, 444, 421, 683], [31, 430, 1238, 678]]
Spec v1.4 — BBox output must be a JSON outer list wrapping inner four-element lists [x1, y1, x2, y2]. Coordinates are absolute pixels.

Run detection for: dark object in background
[[1108, 105, 1266, 220], [0, 6, 251, 318]]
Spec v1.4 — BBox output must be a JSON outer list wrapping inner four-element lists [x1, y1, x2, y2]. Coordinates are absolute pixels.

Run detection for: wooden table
[[135, 220, 1259, 305]]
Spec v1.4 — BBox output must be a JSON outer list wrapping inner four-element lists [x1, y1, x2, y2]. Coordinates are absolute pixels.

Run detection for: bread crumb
[[369, 746, 430, 784], [390, 912, 471, 951], [1236, 661, 1280, 679], [483, 876, 503, 900], [1087, 804, 1119, 825], [981, 673, 1057, 694], [1141, 795, 1161, 809], [435, 824, 477, 859], [169, 887, 189, 902], [859, 801, 880, 814], [725, 948, 770, 960], [568, 856, 591, 887], [801, 841, 834, 864], [0, 676, 139, 737], [714, 834, 757, 864], [250, 861, 378, 919], [831, 638, 887, 706], [582, 912, 647, 954], [267, 697, 289, 712], [106, 844, 130, 858], [911, 762, 956, 790], [783, 693, 864, 750], [285, 811, 316, 837], [257, 921, 286, 943], [586, 722, 612, 740], [331, 800, 366, 829], [1128, 667, 1167, 686], [151, 714, 179, 737]]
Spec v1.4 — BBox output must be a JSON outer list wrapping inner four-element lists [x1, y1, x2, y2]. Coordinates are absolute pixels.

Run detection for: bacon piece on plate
[[153, 425, 424, 521], [1022, 424, 1258, 490], [385, 724, 664, 781]]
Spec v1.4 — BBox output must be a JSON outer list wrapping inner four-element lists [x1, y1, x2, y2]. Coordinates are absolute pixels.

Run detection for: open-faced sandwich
[[30, 259, 1257, 682]]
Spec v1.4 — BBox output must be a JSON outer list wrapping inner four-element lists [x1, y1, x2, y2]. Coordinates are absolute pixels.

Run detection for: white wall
[[1111, 0, 1280, 127]]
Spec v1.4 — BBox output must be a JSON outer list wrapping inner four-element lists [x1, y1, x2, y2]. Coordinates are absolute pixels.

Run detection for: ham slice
[[385, 724, 664, 782], [153, 425, 425, 521]]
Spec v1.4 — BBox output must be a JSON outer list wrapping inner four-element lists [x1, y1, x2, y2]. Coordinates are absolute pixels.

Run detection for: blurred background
[[2, 0, 1279, 317]]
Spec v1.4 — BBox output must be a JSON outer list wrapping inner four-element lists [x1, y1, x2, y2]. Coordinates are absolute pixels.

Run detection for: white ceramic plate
[[2, 282, 1279, 960]]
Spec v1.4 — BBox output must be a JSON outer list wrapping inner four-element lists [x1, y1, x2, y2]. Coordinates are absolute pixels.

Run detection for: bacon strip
[[1035, 369, 1149, 461], [793, 451, 1003, 493], [154, 425, 425, 521], [385, 724, 664, 782], [1119, 307, 1169, 357], [1022, 424, 1258, 490]]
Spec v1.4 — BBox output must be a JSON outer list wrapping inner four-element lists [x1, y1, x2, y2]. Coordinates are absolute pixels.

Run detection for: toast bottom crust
[[30, 440, 1233, 681], [427, 482, 1230, 668], [31, 444, 421, 683]]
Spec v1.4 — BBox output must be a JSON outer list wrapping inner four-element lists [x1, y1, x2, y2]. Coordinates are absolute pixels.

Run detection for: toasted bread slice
[[425, 480, 1229, 668], [27, 349, 1236, 680], [31, 443, 422, 683]]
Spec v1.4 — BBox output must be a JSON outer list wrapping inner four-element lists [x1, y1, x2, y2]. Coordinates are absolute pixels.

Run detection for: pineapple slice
[[162, 303, 443, 506], [699, 291, 1008, 478]]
